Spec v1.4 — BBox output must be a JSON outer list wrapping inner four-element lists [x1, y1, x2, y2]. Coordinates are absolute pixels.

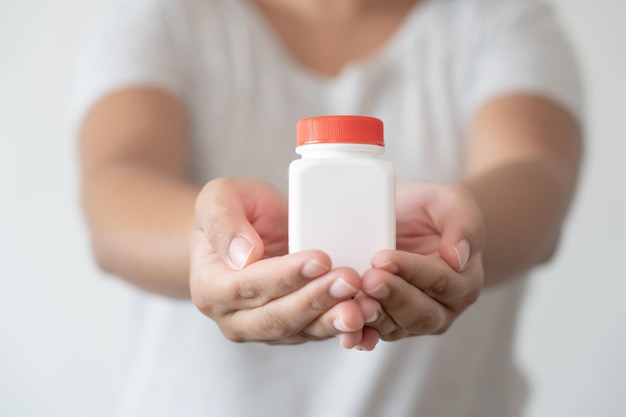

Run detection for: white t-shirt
[[73, 0, 582, 416]]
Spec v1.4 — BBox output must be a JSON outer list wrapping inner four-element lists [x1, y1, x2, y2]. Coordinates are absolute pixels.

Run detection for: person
[[74, 0, 583, 415]]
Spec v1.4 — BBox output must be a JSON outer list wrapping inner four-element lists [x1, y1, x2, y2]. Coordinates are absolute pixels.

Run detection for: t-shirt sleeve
[[70, 0, 184, 129], [462, 0, 584, 125]]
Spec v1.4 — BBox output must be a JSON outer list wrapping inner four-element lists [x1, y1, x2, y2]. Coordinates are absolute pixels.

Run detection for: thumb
[[195, 178, 265, 270], [435, 188, 484, 272]]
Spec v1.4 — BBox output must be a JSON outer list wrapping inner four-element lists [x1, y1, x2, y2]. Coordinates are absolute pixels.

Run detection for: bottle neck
[[296, 143, 384, 159]]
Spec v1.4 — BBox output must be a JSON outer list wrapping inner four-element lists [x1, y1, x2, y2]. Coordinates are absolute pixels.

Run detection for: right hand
[[190, 178, 377, 349]]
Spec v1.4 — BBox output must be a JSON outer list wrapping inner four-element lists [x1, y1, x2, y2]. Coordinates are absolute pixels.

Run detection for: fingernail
[[301, 259, 330, 279], [336, 333, 351, 349], [333, 318, 356, 332], [228, 236, 254, 270], [371, 259, 399, 274], [356, 341, 378, 352], [454, 239, 471, 271], [329, 278, 358, 299], [366, 283, 389, 299], [365, 310, 380, 324]]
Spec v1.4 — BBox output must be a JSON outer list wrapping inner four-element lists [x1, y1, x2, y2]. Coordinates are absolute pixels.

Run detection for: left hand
[[358, 182, 485, 341]]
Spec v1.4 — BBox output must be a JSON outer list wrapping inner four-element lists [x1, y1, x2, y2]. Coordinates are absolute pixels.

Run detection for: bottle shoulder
[[290, 157, 393, 172], [296, 143, 385, 158]]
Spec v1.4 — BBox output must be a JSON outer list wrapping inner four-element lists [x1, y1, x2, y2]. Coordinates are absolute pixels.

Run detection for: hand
[[359, 182, 485, 341], [190, 178, 375, 348]]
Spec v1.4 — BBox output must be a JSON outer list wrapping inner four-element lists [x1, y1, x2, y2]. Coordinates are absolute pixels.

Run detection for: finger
[[336, 327, 381, 351], [195, 178, 286, 270], [194, 249, 337, 312], [336, 330, 364, 350], [370, 250, 476, 306], [361, 267, 450, 336], [347, 296, 383, 350], [304, 297, 366, 339], [219, 267, 362, 342], [357, 327, 381, 351], [433, 186, 484, 272], [354, 293, 382, 325], [354, 292, 397, 338]]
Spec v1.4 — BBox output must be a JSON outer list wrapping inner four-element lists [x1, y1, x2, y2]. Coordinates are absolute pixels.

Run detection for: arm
[[80, 87, 197, 298], [80, 88, 372, 348], [360, 94, 582, 341], [464, 94, 583, 286]]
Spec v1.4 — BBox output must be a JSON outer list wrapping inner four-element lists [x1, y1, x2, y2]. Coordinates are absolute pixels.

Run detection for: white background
[[1, 0, 624, 416]]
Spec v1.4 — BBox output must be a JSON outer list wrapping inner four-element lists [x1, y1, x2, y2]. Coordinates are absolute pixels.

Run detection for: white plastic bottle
[[288, 116, 396, 274]]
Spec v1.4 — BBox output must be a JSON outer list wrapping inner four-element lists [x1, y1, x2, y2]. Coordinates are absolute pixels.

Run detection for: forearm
[[463, 154, 580, 287], [82, 162, 199, 298]]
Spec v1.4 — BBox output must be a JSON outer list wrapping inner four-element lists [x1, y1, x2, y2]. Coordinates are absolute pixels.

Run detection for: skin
[[80, 0, 583, 350], [254, 0, 420, 76]]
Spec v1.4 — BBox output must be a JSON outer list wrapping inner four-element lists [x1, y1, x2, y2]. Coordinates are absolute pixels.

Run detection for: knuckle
[[302, 291, 326, 313], [294, 330, 321, 343], [259, 309, 293, 339], [274, 270, 300, 296], [427, 274, 449, 296], [381, 328, 406, 342], [406, 307, 439, 333], [234, 278, 261, 302]]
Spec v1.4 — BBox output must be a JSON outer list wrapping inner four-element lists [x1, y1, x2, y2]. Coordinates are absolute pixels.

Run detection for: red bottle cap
[[296, 116, 384, 147]]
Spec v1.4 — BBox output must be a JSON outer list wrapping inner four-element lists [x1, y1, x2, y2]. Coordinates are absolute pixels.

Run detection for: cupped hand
[[360, 182, 485, 341], [190, 178, 375, 348]]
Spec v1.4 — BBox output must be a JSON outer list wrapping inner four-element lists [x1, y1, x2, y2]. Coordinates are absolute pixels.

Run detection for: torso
[[90, 0, 576, 415]]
